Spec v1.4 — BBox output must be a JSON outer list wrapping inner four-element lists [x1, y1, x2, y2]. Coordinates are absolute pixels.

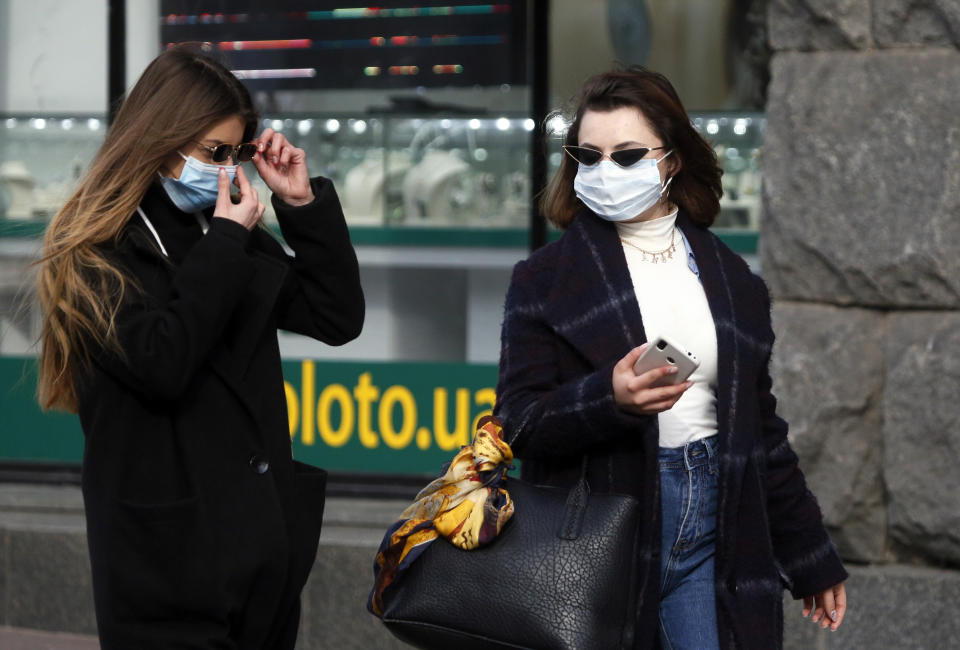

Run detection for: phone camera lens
[[656, 340, 667, 351], [666, 356, 676, 364]]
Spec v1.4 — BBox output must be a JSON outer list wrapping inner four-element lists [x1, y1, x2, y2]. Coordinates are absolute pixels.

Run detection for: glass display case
[[1, 110, 764, 240], [0, 115, 106, 227], [251, 112, 533, 231]]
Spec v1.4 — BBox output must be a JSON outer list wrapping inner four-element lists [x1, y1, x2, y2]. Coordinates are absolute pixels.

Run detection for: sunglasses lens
[[566, 146, 603, 166], [237, 143, 258, 162], [211, 144, 233, 162], [611, 148, 650, 167]]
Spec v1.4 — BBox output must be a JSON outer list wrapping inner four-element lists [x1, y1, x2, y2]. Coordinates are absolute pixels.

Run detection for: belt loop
[[705, 435, 717, 460]]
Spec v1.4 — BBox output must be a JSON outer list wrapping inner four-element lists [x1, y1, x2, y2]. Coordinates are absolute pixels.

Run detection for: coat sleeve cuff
[[271, 177, 331, 215], [783, 537, 849, 599], [208, 217, 253, 246], [582, 359, 652, 440]]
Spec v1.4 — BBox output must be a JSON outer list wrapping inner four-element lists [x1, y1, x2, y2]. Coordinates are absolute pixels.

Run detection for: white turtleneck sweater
[[616, 209, 719, 447]]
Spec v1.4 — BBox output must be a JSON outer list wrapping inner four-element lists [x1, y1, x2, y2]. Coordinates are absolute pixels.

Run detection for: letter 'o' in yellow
[[379, 385, 417, 449]]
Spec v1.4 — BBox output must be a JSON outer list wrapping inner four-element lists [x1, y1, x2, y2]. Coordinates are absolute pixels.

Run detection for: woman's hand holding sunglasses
[[214, 166, 265, 231], [251, 128, 314, 207]]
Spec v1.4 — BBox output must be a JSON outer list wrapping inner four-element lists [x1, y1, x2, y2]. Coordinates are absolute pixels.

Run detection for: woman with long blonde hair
[[37, 47, 364, 648]]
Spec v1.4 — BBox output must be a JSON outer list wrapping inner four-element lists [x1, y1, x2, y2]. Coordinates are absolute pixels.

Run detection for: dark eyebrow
[[613, 141, 652, 150], [578, 140, 654, 150]]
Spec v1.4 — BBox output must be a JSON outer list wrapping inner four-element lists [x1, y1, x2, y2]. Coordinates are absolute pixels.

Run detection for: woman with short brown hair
[[495, 66, 847, 649]]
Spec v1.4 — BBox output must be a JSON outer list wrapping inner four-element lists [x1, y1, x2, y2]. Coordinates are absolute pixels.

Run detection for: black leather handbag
[[378, 466, 642, 650]]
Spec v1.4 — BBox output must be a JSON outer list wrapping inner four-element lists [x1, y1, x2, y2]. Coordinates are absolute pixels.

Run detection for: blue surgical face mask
[[159, 152, 237, 213]]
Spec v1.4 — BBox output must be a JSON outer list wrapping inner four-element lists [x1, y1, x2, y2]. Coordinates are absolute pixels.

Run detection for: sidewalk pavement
[[0, 626, 99, 649]]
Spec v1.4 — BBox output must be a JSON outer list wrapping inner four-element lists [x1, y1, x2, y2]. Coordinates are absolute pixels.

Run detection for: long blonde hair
[[37, 47, 258, 412]]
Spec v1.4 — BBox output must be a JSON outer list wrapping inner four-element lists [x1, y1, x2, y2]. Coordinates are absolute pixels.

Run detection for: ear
[[666, 152, 682, 177]]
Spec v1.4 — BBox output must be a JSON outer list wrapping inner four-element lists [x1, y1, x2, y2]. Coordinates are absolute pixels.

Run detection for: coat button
[[249, 454, 270, 474]]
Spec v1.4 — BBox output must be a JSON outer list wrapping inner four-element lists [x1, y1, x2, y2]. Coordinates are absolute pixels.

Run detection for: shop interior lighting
[[546, 115, 569, 136], [271, 119, 284, 131], [351, 120, 368, 134], [87, 118, 101, 131], [164, 13, 246, 25], [473, 147, 489, 162], [468, 119, 482, 130], [232, 68, 317, 80], [297, 120, 313, 136], [440, 119, 452, 129], [5, 118, 17, 129], [219, 39, 312, 51], [706, 120, 720, 135], [523, 118, 535, 132], [733, 119, 748, 136], [496, 117, 510, 131], [30, 118, 47, 130], [168, 34, 501, 52], [61, 118, 75, 130], [363, 66, 382, 76], [325, 119, 341, 133], [304, 5, 511, 20]]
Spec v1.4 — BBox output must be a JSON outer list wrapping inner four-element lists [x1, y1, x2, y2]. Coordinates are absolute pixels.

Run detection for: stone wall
[[763, 0, 960, 587]]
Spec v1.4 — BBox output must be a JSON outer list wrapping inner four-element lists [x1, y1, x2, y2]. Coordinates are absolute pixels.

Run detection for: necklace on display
[[620, 227, 677, 264]]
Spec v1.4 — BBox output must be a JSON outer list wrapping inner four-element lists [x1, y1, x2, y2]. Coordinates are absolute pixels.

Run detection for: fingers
[[817, 588, 837, 629], [254, 128, 274, 156], [628, 365, 683, 391], [830, 583, 846, 631], [234, 164, 252, 195], [214, 168, 232, 216], [616, 344, 647, 373], [802, 595, 813, 618]]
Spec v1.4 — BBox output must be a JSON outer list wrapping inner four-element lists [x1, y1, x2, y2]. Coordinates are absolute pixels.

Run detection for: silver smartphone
[[632, 335, 700, 387]]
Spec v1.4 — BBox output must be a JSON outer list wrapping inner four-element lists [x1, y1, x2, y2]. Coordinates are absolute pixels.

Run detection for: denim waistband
[[658, 435, 719, 471]]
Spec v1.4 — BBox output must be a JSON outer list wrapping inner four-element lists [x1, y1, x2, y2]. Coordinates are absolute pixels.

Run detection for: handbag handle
[[557, 456, 591, 541]]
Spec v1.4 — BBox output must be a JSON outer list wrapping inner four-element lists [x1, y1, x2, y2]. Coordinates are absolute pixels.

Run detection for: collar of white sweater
[[614, 207, 679, 249]]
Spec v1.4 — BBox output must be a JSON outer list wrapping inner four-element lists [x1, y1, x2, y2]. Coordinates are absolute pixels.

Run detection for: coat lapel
[[544, 211, 647, 366], [676, 212, 750, 570], [208, 249, 288, 382], [125, 217, 288, 401], [675, 212, 736, 450]]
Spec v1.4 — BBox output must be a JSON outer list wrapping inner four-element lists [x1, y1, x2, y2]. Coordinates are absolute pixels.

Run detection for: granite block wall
[[764, 0, 960, 597]]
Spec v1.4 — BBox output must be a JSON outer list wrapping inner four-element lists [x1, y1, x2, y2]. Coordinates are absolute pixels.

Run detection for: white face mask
[[573, 150, 673, 222]]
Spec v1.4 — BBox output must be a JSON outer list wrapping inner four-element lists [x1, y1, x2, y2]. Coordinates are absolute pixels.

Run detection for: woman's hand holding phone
[[251, 128, 314, 207], [214, 166, 264, 231], [613, 343, 694, 416]]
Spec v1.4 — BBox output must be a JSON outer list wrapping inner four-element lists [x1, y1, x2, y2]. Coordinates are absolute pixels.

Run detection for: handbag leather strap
[[558, 456, 591, 541]]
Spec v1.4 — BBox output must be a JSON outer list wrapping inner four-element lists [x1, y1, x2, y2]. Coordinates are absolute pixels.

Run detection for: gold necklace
[[620, 227, 677, 264]]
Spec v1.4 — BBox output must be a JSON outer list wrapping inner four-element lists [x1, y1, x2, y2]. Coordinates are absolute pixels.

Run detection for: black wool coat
[[77, 178, 364, 649], [494, 209, 847, 649]]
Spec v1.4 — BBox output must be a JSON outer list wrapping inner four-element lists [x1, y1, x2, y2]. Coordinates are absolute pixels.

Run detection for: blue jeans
[[658, 436, 720, 650]]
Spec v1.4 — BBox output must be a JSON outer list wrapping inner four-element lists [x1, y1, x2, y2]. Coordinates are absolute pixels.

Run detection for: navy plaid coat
[[494, 209, 847, 649]]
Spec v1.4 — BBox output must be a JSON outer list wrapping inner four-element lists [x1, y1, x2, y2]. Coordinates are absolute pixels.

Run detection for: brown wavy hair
[[540, 66, 723, 229], [36, 47, 258, 412]]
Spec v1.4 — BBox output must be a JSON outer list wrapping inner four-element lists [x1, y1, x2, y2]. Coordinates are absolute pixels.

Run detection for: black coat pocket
[[286, 461, 328, 592]]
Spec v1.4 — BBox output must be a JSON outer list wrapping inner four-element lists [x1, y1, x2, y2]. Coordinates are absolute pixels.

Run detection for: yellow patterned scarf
[[368, 415, 515, 616]]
